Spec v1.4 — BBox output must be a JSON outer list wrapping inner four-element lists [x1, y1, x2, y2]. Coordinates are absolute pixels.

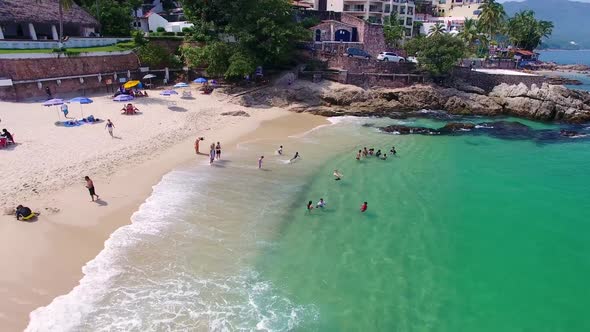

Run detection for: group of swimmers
[[307, 199, 368, 213], [356, 146, 397, 161], [258, 146, 300, 169]]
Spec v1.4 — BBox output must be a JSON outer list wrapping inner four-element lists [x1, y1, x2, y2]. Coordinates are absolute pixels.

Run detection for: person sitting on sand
[[122, 104, 139, 115], [1, 128, 14, 143], [15, 205, 32, 220], [334, 169, 343, 181], [290, 152, 300, 163]]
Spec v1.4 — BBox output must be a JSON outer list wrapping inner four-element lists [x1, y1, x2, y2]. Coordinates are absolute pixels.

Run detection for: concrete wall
[[0, 53, 140, 100], [343, 72, 425, 88], [452, 67, 547, 92]]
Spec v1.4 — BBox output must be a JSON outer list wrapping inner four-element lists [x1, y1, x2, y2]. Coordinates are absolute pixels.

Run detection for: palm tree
[[478, 0, 506, 40], [428, 23, 446, 36], [458, 18, 478, 50], [37, 0, 74, 47]]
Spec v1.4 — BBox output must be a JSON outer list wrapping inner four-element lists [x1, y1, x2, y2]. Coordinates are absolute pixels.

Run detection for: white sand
[[0, 88, 329, 331]]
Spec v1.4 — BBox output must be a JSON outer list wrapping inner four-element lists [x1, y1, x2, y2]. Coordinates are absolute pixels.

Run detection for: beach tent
[[43, 98, 64, 119], [160, 90, 179, 96], [113, 94, 134, 102], [68, 97, 93, 117], [194, 77, 207, 84]]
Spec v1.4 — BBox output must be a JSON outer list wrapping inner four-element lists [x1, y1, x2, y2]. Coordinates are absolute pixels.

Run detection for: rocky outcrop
[[293, 82, 590, 123], [221, 110, 250, 117]]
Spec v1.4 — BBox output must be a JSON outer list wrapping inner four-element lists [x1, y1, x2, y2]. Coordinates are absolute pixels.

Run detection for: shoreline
[[0, 91, 328, 331]]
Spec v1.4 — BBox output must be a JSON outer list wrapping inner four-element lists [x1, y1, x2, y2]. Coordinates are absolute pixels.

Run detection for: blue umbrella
[[113, 94, 134, 102], [69, 97, 93, 117], [193, 77, 208, 83], [43, 98, 64, 119], [160, 90, 179, 96], [174, 82, 189, 88]]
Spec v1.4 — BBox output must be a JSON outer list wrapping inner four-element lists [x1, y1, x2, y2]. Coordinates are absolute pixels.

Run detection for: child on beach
[[258, 155, 264, 169], [84, 176, 99, 202], [210, 143, 216, 165], [216, 142, 222, 160], [105, 119, 115, 137]]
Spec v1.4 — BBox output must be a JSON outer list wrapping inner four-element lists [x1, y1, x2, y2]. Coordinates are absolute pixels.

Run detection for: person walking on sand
[[84, 176, 100, 201], [215, 142, 222, 160], [105, 119, 115, 138], [209, 143, 216, 165], [195, 137, 203, 154], [258, 155, 264, 169]]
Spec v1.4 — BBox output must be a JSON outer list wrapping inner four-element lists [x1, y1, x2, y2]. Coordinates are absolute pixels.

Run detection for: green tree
[[505, 10, 554, 51], [89, 0, 134, 36], [181, 0, 309, 79], [458, 18, 480, 54], [404, 34, 466, 79], [478, 0, 506, 40], [383, 13, 405, 47], [137, 43, 180, 68], [428, 23, 446, 36]]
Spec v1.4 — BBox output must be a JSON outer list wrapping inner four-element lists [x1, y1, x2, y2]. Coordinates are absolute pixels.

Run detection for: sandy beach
[[0, 88, 327, 331]]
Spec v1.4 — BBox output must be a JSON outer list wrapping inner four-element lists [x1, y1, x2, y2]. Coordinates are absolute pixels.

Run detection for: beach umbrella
[[113, 94, 134, 102], [143, 74, 156, 79], [174, 82, 189, 88], [43, 98, 64, 119], [123, 80, 140, 89], [193, 77, 207, 83], [68, 97, 93, 117], [160, 90, 179, 96]]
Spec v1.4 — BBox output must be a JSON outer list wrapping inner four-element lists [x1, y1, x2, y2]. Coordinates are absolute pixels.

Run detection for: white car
[[377, 52, 406, 62]]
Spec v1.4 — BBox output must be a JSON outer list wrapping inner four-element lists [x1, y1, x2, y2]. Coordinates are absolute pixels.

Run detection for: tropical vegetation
[[404, 34, 466, 79], [180, 0, 309, 79], [477, 0, 506, 41], [505, 10, 554, 51], [383, 14, 405, 48]]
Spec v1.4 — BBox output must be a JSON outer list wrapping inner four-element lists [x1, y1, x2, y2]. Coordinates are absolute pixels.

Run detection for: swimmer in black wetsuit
[[290, 152, 300, 163]]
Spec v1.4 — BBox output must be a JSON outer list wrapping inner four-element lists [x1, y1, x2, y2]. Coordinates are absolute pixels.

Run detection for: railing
[[0, 37, 131, 50]]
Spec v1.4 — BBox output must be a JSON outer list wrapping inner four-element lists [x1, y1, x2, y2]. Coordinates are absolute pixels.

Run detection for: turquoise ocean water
[[26, 116, 590, 331]]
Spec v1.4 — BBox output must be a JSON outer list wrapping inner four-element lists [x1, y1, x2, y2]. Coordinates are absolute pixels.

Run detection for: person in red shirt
[[360, 202, 368, 213]]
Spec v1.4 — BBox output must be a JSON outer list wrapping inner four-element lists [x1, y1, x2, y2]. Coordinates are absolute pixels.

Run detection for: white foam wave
[[25, 170, 207, 332]]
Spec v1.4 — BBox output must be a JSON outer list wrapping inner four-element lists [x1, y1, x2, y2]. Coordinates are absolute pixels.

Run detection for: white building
[[323, 0, 416, 36]]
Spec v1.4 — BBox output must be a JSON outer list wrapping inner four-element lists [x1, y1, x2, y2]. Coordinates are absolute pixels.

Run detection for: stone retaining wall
[[0, 53, 140, 101], [453, 67, 546, 92]]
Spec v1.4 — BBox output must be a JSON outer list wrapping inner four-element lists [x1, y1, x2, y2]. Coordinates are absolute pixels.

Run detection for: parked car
[[345, 48, 371, 59], [377, 52, 406, 62], [407, 56, 419, 64]]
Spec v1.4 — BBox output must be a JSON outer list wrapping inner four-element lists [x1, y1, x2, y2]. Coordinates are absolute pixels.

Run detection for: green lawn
[[0, 41, 136, 54]]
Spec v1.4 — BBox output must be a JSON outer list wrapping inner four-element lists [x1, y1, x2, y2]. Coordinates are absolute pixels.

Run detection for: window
[[408, 7, 414, 15], [406, 17, 413, 26], [405, 28, 412, 36], [392, 5, 398, 13], [399, 19, 405, 26], [384, 4, 391, 12], [400, 6, 406, 14]]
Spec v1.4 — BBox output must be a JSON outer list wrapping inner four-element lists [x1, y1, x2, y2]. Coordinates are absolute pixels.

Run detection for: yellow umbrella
[[123, 80, 140, 89]]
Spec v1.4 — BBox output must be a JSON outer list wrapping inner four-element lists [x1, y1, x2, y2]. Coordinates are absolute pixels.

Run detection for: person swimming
[[356, 150, 362, 160], [290, 152, 300, 162], [390, 146, 397, 155], [369, 148, 374, 156], [362, 147, 368, 157], [360, 202, 368, 213], [380, 153, 387, 160], [307, 201, 314, 211], [316, 198, 326, 208], [333, 169, 343, 181], [277, 145, 283, 155], [375, 149, 382, 158]]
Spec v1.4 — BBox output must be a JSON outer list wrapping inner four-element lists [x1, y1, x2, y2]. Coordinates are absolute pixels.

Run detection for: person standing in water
[[334, 169, 343, 181], [290, 152, 300, 163], [316, 198, 326, 208], [362, 147, 368, 157], [277, 145, 283, 155], [84, 176, 100, 202], [215, 142, 222, 160], [356, 150, 362, 160], [380, 153, 387, 160], [258, 155, 264, 169], [360, 202, 368, 213], [105, 119, 115, 138], [390, 146, 397, 155], [307, 201, 314, 211]]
